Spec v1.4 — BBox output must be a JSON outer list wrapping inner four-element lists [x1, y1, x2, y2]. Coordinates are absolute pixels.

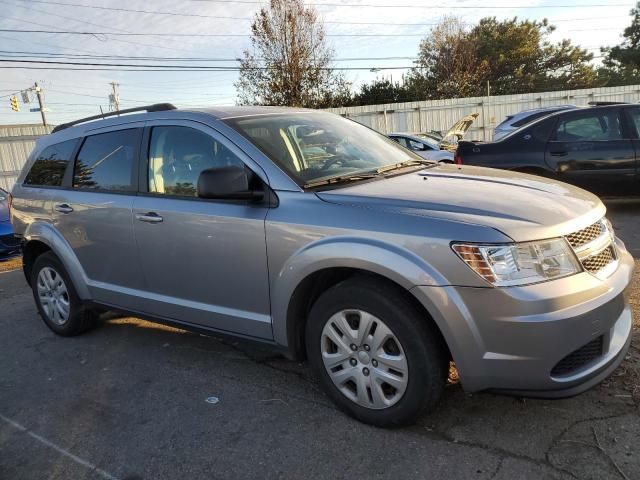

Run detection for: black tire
[[305, 276, 448, 427], [31, 251, 97, 336]]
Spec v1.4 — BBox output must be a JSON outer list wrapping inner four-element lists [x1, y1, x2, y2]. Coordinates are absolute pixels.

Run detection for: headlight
[[452, 238, 581, 286]]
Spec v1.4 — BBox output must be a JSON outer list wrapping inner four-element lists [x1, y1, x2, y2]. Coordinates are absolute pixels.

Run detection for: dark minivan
[[456, 104, 640, 196]]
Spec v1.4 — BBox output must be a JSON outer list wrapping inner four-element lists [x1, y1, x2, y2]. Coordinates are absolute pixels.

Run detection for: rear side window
[[73, 129, 139, 191], [554, 111, 623, 141], [24, 139, 77, 187]]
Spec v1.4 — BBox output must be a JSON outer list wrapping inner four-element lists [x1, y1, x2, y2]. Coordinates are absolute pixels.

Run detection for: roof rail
[[587, 101, 630, 106], [51, 103, 177, 133]]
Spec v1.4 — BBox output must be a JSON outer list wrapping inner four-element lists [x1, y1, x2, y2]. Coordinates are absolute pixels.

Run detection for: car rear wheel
[[31, 252, 97, 336], [306, 277, 447, 427]]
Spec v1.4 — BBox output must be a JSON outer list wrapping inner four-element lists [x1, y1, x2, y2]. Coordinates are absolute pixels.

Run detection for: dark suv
[[457, 104, 640, 196]]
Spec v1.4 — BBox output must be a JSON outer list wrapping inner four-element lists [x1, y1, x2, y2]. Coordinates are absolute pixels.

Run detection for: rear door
[[544, 108, 635, 194], [53, 124, 145, 308], [131, 120, 272, 339]]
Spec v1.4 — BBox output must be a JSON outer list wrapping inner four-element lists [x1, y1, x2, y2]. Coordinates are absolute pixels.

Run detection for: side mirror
[[197, 166, 263, 201]]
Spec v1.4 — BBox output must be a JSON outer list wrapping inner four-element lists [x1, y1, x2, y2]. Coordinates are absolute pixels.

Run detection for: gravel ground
[[0, 202, 638, 480]]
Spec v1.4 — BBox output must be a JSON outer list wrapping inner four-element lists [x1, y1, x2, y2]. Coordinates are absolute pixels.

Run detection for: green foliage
[[351, 16, 601, 105], [601, 1, 640, 85], [350, 78, 414, 106]]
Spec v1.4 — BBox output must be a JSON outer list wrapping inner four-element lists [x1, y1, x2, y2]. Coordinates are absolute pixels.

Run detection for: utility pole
[[109, 82, 120, 111], [34, 82, 47, 127]]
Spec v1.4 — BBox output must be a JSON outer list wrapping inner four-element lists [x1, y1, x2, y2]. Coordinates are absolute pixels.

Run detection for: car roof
[[49, 105, 320, 138]]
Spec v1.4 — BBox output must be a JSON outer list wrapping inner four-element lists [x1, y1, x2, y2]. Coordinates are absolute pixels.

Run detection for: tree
[[353, 16, 600, 105], [405, 16, 489, 99], [349, 77, 413, 105], [235, 0, 350, 108], [600, 2, 640, 85], [470, 18, 597, 94]]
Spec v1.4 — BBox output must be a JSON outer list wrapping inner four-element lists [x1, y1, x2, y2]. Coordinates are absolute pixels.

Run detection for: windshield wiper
[[303, 159, 438, 189], [376, 158, 438, 174], [303, 171, 382, 189]]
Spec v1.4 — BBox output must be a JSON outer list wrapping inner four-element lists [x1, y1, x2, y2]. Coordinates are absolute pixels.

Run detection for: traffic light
[[10, 95, 19, 112]]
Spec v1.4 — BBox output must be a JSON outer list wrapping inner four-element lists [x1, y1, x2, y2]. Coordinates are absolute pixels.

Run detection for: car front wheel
[[306, 277, 448, 427]]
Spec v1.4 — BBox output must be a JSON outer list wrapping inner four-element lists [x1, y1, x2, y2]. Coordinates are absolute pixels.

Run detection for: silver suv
[[10, 104, 634, 427]]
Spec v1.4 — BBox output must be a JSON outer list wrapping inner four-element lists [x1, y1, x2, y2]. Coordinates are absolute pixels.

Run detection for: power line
[[0, 65, 410, 72], [190, 0, 629, 6], [12, 0, 631, 10], [0, 59, 415, 71], [0, 28, 432, 37], [2, 0, 628, 25], [0, 50, 418, 62]]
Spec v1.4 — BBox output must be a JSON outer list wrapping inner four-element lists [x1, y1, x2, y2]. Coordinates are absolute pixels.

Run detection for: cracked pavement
[[0, 202, 639, 480]]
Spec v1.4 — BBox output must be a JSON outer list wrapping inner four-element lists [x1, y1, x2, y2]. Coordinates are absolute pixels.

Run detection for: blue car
[[0, 187, 20, 260]]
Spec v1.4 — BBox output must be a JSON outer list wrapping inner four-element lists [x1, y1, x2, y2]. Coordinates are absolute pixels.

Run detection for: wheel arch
[[283, 267, 452, 363], [21, 222, 90, 299], [271, 237, 451, 361]]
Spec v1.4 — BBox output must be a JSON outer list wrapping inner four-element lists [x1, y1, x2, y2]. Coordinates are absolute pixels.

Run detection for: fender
[[270, 235, 450, 347], [23, 221, 91, 299]]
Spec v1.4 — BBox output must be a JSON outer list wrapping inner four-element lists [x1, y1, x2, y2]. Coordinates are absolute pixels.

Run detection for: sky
[[0, 0, 635, 125]]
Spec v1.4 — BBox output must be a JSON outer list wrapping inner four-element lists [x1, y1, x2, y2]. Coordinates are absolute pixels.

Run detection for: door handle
[[54, 203, 74, 214], [136, 212, 163, 223], [550, 151, 568, 157]]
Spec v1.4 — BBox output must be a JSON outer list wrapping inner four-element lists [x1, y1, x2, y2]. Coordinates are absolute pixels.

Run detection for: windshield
[[225, 112, 420, 186]]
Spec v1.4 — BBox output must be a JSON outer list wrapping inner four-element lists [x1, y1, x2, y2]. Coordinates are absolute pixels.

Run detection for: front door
[[544, 108, 635, 195], [132, 121, 272, 339]]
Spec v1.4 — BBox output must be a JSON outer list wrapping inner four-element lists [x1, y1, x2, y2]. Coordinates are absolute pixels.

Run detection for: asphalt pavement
[[0, 202, 639, 480]]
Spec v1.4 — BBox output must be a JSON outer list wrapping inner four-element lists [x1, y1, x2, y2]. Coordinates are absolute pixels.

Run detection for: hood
[[316, 165, 605, 242]]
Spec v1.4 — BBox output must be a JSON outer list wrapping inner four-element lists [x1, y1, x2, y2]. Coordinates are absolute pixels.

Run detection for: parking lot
[[0, 202, 637, 480]]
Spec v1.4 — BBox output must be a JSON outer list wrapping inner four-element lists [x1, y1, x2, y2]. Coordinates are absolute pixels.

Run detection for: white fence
[[325, 84, 640, 141], [0, 124, 53, 191], [2, 85, 640, 191]]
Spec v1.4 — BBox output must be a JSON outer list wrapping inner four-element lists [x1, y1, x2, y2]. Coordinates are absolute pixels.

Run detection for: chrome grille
[[565, 218, 617, 278], [582, 246, 615, 274], [566, 222, 604, 249]]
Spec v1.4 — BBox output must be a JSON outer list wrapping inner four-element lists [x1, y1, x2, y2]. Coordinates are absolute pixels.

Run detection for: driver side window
[[148, 126, 244, 197]]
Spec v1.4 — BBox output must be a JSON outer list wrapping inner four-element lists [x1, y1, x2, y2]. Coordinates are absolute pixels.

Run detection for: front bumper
[[411, 237, 634, 395], [0, 225, 20, 260]]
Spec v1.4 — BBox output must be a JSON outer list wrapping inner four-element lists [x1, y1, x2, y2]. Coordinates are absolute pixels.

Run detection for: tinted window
[[148, 126, 245, 197], [73, 129, 139, 191], [24, 139, 77, 186], [626, 107, 640, 137], [554, 111, 622, 141]]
